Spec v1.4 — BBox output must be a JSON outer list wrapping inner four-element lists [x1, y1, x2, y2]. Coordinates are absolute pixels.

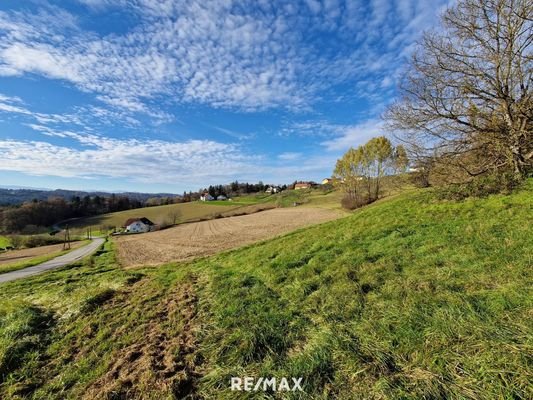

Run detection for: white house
[[200, 192, 215, 201], [123, 217, 155, 233], [265, 186, 280, 194]]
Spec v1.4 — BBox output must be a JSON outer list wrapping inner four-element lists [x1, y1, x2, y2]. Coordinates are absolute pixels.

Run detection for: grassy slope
[[209, 192, 277, 205], [62, 202, 244, 231], [271, 188, 343, 209], [62, 193, 281, 234], [63, 190, 335, 234], [0, 182, 531, 399]]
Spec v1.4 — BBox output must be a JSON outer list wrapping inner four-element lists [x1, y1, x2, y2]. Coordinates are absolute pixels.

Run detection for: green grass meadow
[[0, 181, 531, 399], [0, 236, 11, 248]]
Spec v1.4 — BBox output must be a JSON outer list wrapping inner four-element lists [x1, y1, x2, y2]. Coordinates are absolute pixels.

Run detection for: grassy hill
[[0, 181, 531, 399], [62, 190, 340, 234], [60, 201, 249, 233]]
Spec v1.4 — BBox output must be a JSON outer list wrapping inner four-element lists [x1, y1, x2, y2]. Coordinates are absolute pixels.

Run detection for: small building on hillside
[[217, 195, 228, 200], [321, 178, 332, 185], [200, 192, 215, 201], [294, 182, 311, 190], [123, 217, 155, 233], [265, 186, 280, 194]]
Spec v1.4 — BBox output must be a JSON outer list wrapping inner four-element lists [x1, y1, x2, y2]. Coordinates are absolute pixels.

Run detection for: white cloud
[[0, 93, 32, 115], [0, 131, 253, 185], [0, 92, 94, 128], [280, 117, 389, 152], [305, 0, 322, 14], [0, 0, 448, 115], [77, 0, 125, 9], [278, 152, 302, 161], [321, 119, 387, 151], [0, 127, 338, 187]]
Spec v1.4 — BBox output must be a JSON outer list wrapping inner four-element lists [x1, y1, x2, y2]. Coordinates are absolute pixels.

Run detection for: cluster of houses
[[199, 181, 334, 202], [265, 186, 281, 194], [200, 192, 228, 201]]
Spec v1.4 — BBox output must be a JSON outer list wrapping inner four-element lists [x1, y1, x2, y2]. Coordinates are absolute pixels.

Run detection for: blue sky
[[0, 0, 449, 193]]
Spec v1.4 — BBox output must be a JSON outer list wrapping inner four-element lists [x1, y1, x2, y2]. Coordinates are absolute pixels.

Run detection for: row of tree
[[333, 137, 408, 208], [201, 181, 288, 198]]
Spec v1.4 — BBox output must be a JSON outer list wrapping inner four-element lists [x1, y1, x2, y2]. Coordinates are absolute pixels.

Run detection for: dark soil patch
[[83, 277, 202, 399]]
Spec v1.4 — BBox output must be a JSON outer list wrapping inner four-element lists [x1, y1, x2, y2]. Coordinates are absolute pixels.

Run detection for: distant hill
[[0, 188, 180, 206]]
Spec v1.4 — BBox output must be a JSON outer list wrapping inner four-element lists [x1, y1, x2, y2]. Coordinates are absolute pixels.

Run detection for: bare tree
[[168, 210, 182, 226], [385, 0, 532, 182]]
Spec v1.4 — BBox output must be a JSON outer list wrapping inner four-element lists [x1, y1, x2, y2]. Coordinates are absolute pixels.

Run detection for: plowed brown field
[[114, 207, 342, 268]]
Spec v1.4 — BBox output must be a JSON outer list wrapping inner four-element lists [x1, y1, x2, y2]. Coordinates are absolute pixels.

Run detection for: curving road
[[0, 238, 105, 284]]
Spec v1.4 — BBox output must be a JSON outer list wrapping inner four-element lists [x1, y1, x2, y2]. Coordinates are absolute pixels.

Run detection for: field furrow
[[114, 207, 342, 267]]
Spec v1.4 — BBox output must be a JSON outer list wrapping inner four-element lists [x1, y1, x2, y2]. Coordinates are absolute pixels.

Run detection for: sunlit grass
[[0, 180, 531, 399]]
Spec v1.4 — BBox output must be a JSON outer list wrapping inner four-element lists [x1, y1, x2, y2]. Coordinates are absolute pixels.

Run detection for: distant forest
[[0, 188, 179, 206]]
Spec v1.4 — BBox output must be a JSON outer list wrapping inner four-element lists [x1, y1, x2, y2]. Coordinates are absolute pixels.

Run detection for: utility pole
[[63, 225, 71, 250]]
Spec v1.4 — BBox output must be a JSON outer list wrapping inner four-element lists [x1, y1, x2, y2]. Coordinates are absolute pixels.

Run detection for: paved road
[[0, 238, 105, 284]]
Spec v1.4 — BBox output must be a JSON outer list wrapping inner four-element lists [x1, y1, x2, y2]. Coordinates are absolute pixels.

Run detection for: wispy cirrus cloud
[[321, 118, 387, 151], [278, 152, 302, 161], [0, 0, 449, 115], [280, 117, 389, 152], [0, 94, 325, 185]]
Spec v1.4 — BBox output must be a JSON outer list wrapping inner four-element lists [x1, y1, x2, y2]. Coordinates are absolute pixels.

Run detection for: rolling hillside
[[0, 181, 531, 399], [60, 189, 341, 234], [60, 201, 246, 233]]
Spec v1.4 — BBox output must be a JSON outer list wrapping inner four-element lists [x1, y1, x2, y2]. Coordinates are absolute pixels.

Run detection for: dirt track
[[114, 207, 342, 268]]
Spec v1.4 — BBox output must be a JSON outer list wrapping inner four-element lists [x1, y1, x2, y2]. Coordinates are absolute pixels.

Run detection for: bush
[[8, 235, 24, 249], [341, 194, 374, 210], [410, 169, 431, 188], [23, 235, 63, 248], [435, 173, 521, 200]]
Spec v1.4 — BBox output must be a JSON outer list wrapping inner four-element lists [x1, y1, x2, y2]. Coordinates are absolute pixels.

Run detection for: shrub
[[23, 235, 63, 248], [410, 169, 431, 188], [341, 194, 373, 210], [435, 172, 521, 200], [8, 235, 24, 249]]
